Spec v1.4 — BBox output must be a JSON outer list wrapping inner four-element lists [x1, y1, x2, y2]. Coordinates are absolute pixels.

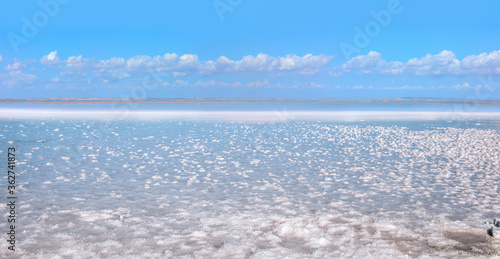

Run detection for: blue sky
[[0, 0, 499, 99]]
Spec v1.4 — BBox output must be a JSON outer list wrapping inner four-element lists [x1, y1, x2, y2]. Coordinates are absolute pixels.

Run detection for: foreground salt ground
[[1, 120, 500, 258]]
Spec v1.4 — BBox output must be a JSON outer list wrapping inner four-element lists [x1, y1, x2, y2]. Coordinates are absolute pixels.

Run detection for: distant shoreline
[[1, 97, 500, 105]]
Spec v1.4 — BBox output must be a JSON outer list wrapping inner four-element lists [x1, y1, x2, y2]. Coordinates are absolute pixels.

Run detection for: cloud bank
[[38, 51, 333, 81], [0, 50, 499, 90], [338, 50, 500, 76]]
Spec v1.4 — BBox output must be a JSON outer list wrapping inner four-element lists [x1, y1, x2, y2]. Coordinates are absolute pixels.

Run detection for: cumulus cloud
[[172, 72, 186, 77], [236, 53, 277, 72], [404, 50, 460, 75], [44, 52, 333, 82], [161, 79, 270, 88], [246, 78, 269, 87], [451, 82, 470, 89], [4, 60, 27, 71], [448, 83, 496, 90], [342, 51, 383, 71], [3, 50, 496, 88], [215, 56, 234, 70], [0, 58, 37, 86], [383, 85, 427, 90], [460, 50, 500, 74], [40, 50, 62, 65], [162, 79, 190, 87], [193, 80, 238, 87], [0, 71, 37, 86], [338, 49, 500, 76], [279, 54, 332, 75], [173, 79, 189, 87], [66, 55, 92, 69]]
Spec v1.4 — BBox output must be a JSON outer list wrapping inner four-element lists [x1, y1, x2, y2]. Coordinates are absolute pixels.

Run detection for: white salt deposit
[[0, 118, 499, 257]]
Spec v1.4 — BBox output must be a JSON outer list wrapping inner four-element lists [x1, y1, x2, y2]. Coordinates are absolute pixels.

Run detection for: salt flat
[[0, 118, 499, 258]]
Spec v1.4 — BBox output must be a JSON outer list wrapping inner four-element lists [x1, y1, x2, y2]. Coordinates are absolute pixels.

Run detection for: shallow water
[[1, 118, 500, 258]]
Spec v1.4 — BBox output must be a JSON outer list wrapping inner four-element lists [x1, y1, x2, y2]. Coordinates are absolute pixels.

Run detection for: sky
[[0, 0, 499, 99]]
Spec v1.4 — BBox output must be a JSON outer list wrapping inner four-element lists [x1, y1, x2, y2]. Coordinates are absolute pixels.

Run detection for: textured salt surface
[[0, 119, 499, 258]]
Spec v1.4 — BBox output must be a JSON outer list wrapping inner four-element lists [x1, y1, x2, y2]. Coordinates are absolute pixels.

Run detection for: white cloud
[[0, 71, 37, 86], [338, 49, 500, 76], [290, 81, 331, 89], [383, 85, 427, 90], [460, 50, 500, 74], [229, 53, 332, 75], [66, 55, 92, 69], [451, 82, 470, 89], [172, 72, 186, 77], [215, 56, 234, 70], [174, 79, 189, 87], [194, 80, 219, 87], [159, 79, 280, 88], [59, 70, 88, 79], [48, 52, 333, 82], [4, 60, 26, 71], [279, 54, 332, 74], [448, 83, 496, 90], [379, 61, 404, 75], [126, 55, 156, 70], [179, 54, 199, 67], [237, 53, 278, 72], [404, 50, 460, 75], [40, 50, 61, 65], [193, 80, 238, 87], [18, 50, 500, 89], [308, 82, 326, 88], [342, 51, 383, 71], [0, 55, 3, 63], [246, 78, 269, 87], [163, 53, 179, 64], [338, 51, 404, 75], [163, 80, 242, 88], [163, 80, 190, 87]]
